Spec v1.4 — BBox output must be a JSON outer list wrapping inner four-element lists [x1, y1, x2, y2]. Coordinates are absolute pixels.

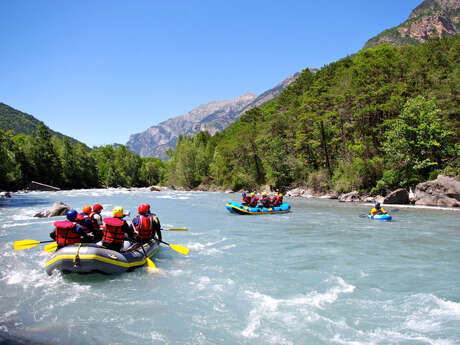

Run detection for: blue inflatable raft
[[368, 213, 392, 221], [225, 201, 291, 215]]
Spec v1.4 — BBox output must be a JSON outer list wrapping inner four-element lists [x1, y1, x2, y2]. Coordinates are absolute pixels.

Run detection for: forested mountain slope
[[0, 103, 84, 147], [166, 36, 460, 193], [127, 73, 301, 159]]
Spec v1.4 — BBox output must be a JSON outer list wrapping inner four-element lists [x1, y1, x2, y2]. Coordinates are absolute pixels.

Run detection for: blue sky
[[0, 0, 422, 147]]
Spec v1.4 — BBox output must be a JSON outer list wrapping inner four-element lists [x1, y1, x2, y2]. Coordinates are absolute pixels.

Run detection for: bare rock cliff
[[364, 0, 459, 49]]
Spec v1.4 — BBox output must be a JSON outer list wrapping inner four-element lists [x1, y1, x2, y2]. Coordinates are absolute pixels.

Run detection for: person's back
[[102, 207, 135, 252], [50, 209, 90, 249], [133, 203, 157, 243]]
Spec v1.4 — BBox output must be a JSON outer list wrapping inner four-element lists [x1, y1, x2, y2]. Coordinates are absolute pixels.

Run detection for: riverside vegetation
[[1, 36, 459, 194]]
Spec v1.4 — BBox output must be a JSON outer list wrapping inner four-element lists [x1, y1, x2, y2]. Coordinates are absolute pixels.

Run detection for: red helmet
[[82, 205, 92, 214], [138, 203, 149, 214], [93, 203, 103, 212]]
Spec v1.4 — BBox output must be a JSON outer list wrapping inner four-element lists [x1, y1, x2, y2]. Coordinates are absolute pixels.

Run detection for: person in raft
[[271, 193, 282, 207], [89, 203, 104, 242], [77, 205, 95, 239], [370, 202, 387, 216], [241, 192, 251, 206], [132, 203, 162, 243], [258, 192, 271, 208], [50, 209, 92, 249], [102, 206, 136, 252], [248, 192, 259, 208]]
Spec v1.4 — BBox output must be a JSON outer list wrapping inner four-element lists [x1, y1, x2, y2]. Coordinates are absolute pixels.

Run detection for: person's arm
[[122, 221, 135, 238], [75, 224, 90, 240], [50, 229, 56, 240], [153, 216, 162, 241]]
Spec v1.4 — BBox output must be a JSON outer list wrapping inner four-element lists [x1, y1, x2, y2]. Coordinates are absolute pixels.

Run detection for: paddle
[[359, 208, 400, 218], [14, 239, 55, 251], [158, 240, 189, 255], [139, 243, 159, 272], [161, 228, 188, 231], [44, 242, 58, 252]]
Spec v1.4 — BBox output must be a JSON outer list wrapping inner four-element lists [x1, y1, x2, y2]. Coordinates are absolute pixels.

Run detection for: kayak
[[44, 240, 160, 275], [225, 201, 291, 215], [368, 213, 392, 221]]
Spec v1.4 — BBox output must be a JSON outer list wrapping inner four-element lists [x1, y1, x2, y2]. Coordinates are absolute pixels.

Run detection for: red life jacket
[[54, 220, 81, 247], [242, 195, 251, 204], [259, 196, 270, 208], [249, 197, 259, 207], [272, 196, 280, 206], [134, 214, 154, 241], [102, 217, 125, 244]]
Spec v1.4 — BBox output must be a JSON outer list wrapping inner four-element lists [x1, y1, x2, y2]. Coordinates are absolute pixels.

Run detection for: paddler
[[49, 209, 92, 249], [370, 202, 387, 216], [258, 192, 271, 208], [132, 203, 162, 243], [241, 192, 251, 205], [102, 207, 136, 252], [89, 203, 104, 242]]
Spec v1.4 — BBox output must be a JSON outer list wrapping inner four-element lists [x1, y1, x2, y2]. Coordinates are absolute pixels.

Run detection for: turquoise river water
[[0, 189, 459, 345]]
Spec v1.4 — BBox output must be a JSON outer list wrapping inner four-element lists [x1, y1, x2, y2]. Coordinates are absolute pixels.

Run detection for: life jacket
[[242, 195, 251, 204], [102, 217, 125, 244], [249, 196, 259, 207], [134, 214, 154, 241], [261, 196, 271, 208], [272, 196, 280, 207], [54, 220, 81, 247], [77, 213, 92, 233]]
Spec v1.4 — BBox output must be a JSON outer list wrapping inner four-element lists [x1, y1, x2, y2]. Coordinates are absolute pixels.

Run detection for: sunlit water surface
[[0, 189, 459, 345]]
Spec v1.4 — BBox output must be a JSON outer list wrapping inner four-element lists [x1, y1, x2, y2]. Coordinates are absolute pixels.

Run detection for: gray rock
[[34, 202, 71, 218], [338, 191, 360, 202], [286, 187, 314, 198], [150, 185, 165, 192], [415, 175, 460, 207], [383, 188, 410, 204]]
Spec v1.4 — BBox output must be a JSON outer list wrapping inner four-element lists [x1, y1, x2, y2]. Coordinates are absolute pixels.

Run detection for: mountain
[[0, 102, 87, 147], [127, 73, 301, 159], [364, 0, 460, 49]]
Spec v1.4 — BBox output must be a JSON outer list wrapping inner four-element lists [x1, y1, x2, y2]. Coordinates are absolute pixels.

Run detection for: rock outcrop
[[364, 0, 460, 49], [383, 188, 410, 204], [34, 202, 71, 218], [415, 175, 460, 207]]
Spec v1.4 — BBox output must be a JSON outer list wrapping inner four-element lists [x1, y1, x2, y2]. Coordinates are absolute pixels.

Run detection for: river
[[0, 189, 459, 345]]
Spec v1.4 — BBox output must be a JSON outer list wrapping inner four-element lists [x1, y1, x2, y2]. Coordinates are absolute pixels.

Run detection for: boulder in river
[[415, 175, 460, 207], [34, 202, 71, 218], [383, 188, 410, 205]]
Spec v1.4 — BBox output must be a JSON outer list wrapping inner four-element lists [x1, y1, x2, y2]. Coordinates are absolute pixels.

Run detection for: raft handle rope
[[73, 243, 82, 268]]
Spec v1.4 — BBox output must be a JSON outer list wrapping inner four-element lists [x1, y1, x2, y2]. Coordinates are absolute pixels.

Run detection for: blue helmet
[[242, 192, 246, 196], [66, 209, 78, 221], [375, 202, 381, 209]]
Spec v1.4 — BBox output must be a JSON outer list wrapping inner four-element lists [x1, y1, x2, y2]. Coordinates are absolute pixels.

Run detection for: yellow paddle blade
[[146, 257, 159, 272], [44, 242, 58, 253], [14, 240, 41, 250], [169, 243, 189, 255], [163, 228, 188, 231]]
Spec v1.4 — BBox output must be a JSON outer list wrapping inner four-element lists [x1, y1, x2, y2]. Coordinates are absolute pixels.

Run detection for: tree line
[[1, 36, 458, 194], [165, 36, 459, 194], [0, 122, 165, 191]]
